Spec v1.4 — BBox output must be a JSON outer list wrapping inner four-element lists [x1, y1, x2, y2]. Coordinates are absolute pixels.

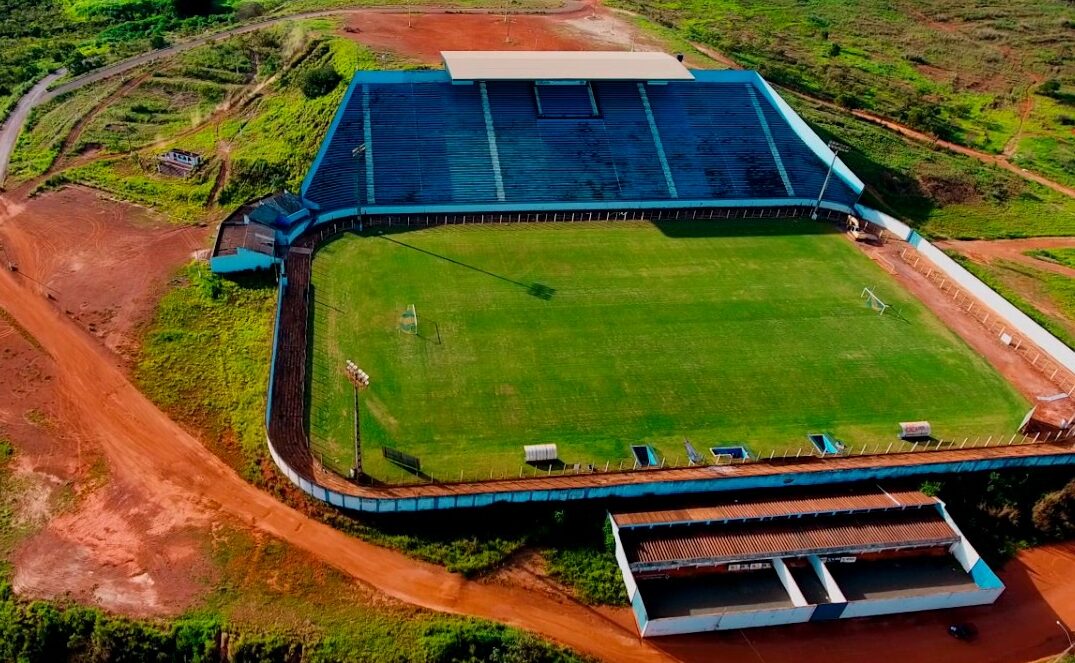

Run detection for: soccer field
[[308, 220, 1028, 483]]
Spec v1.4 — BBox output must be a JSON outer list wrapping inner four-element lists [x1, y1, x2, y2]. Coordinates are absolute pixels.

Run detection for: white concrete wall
[[609, 518, 639, 600], [840, 588, 1001, 619], [642, 605, 815, 636]]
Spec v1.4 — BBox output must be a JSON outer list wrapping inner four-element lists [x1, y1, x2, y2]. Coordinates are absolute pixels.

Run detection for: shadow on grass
[[375, 232, 557, 301]]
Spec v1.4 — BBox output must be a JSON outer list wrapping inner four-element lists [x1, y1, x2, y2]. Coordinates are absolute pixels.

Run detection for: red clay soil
[[937, 237, 1075, 280], [0, 185, 208, 358], [340, 6, 655, 63]]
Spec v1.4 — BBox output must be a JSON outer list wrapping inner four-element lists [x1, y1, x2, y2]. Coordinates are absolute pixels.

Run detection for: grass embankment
[[5, 78, 127, 185], [135, 264, 276, 480], [615, 0, 1075, 183], [947, 253, 1075, 350], [310, 221, 1027, 483], [47, 25, 380, 222], [793, 98, 1075, 239], [1028, 248, 1075, 270]]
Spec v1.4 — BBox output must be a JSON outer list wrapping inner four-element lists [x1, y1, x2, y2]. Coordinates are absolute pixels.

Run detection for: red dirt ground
[[937, 237, 1075, 280], [340, 6, 669, 63], [0, 185, 208, 359], [0, 184, 213, 615]]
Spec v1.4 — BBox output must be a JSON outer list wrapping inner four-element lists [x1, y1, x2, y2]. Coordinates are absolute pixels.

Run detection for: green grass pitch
[[309, 220, 1028, 483]]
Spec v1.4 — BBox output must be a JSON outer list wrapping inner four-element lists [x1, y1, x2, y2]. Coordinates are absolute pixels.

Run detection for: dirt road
[[937, 237, 1075, 280], [0, 264, 667, 662]]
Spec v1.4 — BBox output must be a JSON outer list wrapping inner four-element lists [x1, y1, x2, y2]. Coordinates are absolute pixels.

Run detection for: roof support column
[[772, 557, 809, 607], [808, 555, 848, 603]]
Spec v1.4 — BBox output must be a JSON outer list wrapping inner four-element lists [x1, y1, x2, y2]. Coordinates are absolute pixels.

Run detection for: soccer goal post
[[399, 304, 418, 335], [861, 287, 889, 315]]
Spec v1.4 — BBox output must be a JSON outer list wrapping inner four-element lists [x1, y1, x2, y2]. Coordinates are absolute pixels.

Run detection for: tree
[[301, 66, 342, 99], [1032, 479, 1075, 539]]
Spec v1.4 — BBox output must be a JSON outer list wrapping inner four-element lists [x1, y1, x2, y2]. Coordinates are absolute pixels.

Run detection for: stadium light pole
[[352, 144, 366, 218], [344, 360, 370, 482], [811, 140, 847, 221]]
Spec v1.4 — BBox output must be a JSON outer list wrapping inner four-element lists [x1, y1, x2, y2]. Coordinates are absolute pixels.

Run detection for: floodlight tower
[[352, 143, 366, 220], [811, 140, 848, 221], [344, 359, 370, 481]]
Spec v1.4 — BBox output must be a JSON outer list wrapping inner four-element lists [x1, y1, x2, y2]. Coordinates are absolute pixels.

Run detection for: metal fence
[[346, 430, 1075, 487]]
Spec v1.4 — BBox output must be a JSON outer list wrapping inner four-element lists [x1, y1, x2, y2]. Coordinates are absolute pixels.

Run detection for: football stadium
[[205, 49, 1075, 635]]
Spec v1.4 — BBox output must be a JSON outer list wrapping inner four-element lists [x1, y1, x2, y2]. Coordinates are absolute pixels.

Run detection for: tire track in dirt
[[936, 237, 1075, 280], [50, 72, 152, 175], [0, 266, 669, 663]]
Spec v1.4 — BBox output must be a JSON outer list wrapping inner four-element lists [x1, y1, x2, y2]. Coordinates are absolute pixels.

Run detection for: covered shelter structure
[[609, 485, 1004, 636]]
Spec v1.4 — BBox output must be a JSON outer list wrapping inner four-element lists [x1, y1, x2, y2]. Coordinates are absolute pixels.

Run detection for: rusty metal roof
[[623, 509, 956, 568], [612, 487, 936, 528]]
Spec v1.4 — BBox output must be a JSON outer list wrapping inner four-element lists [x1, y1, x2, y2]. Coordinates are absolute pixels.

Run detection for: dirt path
[[1003, 76, 1041, 158], [52, 72, 152, 174], [937, 237, 1075, 280], [0, 263, 668, 663]]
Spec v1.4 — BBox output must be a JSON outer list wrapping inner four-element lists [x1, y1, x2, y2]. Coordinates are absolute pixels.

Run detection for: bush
[[827, 43, 842, 57], [1032, 479, 1075, 539], [300, 66, 342, 99], [1039, 79, 1062, 96], [236, 1, 265, 20]]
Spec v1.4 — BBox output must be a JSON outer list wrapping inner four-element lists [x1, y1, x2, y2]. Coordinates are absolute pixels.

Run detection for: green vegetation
[[5, 78, 126, 184], [1028, 248, 1075, 270], [792, 97, 1075, 239], [925, 468, 1075, 565], [1, 0, 240, 125], [0, 578, 584, 663], [947, 254, 1075, 349], [544, 518, 626, 605], [310, 221, 1027, 482], [135, 263, 276, 480], [0, 438, 18, 580], [616, 0, 1075, 178]]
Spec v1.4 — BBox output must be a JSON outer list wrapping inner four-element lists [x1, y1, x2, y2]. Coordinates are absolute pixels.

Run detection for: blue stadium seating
[[302, 72, 862, 214]]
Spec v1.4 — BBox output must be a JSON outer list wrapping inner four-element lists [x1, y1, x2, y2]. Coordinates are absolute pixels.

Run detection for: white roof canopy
[[441, 51, 695, 82]]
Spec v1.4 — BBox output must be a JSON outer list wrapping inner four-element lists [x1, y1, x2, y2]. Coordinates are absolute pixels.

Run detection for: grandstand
[[610, 486, 1005, 636], [300, 52, 863, 222]]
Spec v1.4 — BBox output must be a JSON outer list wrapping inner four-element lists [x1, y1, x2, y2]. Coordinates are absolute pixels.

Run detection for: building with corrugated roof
[[609, 486, 1004, 635]]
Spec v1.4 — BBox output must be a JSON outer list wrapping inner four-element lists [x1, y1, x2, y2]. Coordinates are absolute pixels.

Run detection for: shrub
[[300, 66, 342, 99], [1032, 480, 1075, 539], [828, 43, 842, 57], [1039, 79, 1062, 96], [236, 2, 265, 20]]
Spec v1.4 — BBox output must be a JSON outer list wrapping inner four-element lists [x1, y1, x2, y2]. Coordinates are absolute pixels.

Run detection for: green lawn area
[[309, 220, 1028, 483]]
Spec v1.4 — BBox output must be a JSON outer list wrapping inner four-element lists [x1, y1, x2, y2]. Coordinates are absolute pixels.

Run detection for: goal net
[[861, 287, 889, 315], [399, 304, 418, 335]]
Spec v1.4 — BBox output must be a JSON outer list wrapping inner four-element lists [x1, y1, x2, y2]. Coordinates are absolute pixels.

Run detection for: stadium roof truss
[[301, 54, 865, 221]]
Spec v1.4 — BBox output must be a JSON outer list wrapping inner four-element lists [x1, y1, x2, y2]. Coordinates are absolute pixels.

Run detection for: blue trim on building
[[970, 558, 1004, 590]]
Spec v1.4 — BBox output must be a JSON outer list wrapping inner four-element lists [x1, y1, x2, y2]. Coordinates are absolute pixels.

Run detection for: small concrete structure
[[609, 486, 1004, 636], [157, 149, 202, 177]]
